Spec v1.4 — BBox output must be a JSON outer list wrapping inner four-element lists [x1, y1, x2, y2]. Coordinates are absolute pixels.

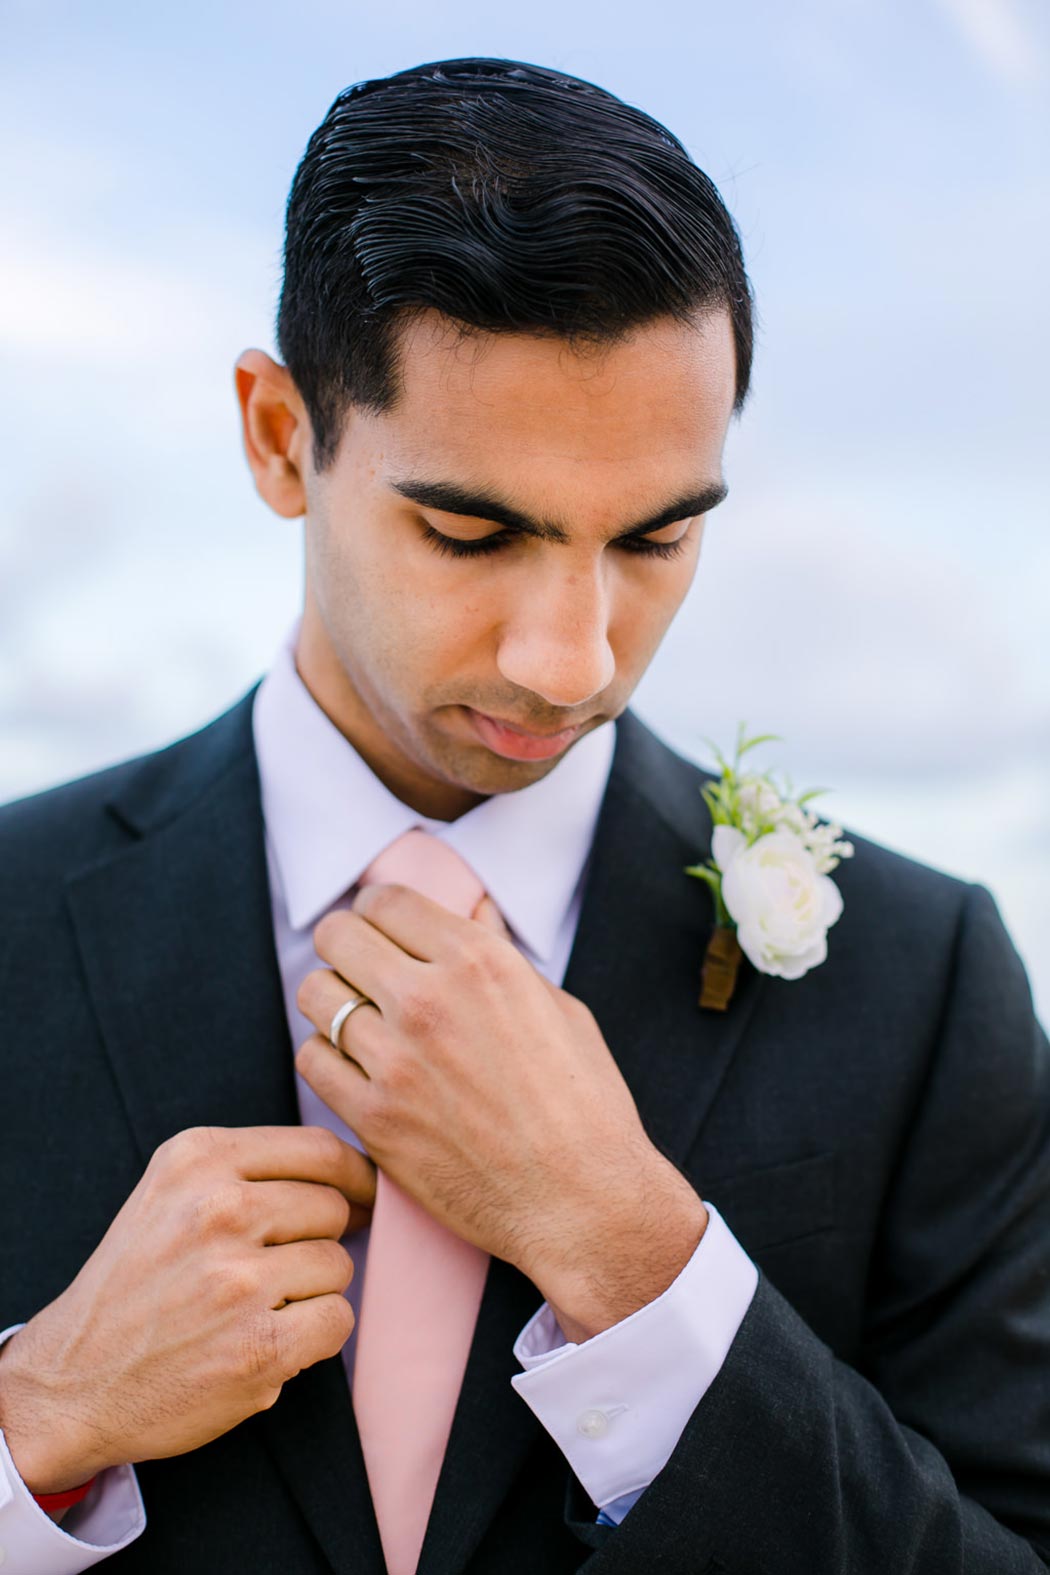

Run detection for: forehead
[[381, 307, 736, 488]]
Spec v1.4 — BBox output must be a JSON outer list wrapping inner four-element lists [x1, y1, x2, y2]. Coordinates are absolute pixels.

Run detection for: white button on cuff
[[576, 1408, 610, 1439]]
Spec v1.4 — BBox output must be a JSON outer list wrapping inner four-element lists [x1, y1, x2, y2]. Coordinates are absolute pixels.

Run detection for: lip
[[462, 707, 585, 762]]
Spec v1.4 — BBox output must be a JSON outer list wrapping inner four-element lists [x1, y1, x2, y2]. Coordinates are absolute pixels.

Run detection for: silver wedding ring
[[328, 990, 376, 1054]]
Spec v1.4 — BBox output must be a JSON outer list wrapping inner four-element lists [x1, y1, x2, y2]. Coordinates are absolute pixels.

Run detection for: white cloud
[[933, 0, 1046, 84], [0, 217, 273, 364], [635, 480, 1049, 783], [0, 249, 214, 358]]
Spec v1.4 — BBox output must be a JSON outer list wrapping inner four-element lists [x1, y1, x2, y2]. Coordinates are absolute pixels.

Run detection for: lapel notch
[[563, 708, 766, 1165]]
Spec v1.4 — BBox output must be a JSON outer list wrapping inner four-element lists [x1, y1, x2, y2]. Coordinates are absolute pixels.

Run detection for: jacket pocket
[[698, 1150, 837, 1251]]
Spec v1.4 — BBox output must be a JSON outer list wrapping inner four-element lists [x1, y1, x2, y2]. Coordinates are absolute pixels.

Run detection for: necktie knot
[[357, 828, 487, 921]]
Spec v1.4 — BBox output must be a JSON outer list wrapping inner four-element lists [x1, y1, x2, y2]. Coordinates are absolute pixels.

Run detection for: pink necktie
[[351, 829, 493, 1575]]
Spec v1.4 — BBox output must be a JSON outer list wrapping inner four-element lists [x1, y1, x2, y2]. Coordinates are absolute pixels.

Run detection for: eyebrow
[[388, 476, 729, 542]]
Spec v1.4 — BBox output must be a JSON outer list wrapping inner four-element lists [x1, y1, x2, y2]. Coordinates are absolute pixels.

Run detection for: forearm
[[529, 1154, 709, 1345]]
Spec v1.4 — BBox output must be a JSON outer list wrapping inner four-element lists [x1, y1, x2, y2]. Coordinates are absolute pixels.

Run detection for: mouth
[[460, 706, 588, 762]]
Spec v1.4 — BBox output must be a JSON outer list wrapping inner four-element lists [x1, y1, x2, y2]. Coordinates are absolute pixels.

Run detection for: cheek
[[377, 568, 492, 688], [608, 558, 696, 658]]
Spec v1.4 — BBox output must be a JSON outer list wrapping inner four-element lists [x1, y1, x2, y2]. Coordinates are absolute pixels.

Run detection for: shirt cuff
[[510, 1202, 758, 1510], [0, 1324, 146, 1571]]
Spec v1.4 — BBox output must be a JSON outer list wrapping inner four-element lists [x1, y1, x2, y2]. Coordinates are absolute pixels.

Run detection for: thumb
[[472, 894, 512, 938]]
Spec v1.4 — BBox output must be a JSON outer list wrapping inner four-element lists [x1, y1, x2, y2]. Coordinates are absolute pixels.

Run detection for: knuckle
[[144, 1143, 175, 1190], [148, 1135, 178, 1174], [453, 932, 505, 987], [321, 1295, 356, 1353], [325, 1183, 354, 1235], [205, 1257, 258, 1310], [295, 970, 323, 1017], [154, 1126, 216, 1173], [313, 910, 348, 956], [331, 1241, 354, 1287], [240, 1313, 283, 1382], [282, 1297, 355, 1369], [376, 1051, 415, 1103], [294, 1038, 323, 1080], [568, 992, 596, 1026], [190, 1182, 249, 1238], [308, 1125, 347, 1171], [186, 1124, 225, 1155], [357, 882, 394, 919], [314, 1240, 354, 1289]]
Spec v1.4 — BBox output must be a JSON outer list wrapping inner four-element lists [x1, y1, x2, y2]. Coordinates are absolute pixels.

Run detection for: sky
[[1, 0, 1047, 1022]]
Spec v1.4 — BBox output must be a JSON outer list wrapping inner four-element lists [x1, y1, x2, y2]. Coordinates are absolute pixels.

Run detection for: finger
[[264, 1238, 355, 1306], [272, 1292, 356, 1371], [191, 1124, 379, 1207], [296, 973, 389, 1079], [295, 1033, 379, 1134], [247, 1179, 353, 1245], [310, 909, 428, 1016], [297, 967, 383, 1066], [348, 881, 481, 963]]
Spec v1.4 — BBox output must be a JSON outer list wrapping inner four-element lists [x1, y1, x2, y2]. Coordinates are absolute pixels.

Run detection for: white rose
[[712, 825, 844, 981]]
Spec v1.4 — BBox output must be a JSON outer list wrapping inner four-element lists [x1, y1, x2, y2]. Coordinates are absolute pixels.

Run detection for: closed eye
[[418, 523, 694, 561]]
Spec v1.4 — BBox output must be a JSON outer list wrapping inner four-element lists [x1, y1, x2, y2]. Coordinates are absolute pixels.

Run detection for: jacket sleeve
[[562, 883, 1050, 1573]]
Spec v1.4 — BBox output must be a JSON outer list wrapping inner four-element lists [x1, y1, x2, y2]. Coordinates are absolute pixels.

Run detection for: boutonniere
[[685, 727, 854, 1011]]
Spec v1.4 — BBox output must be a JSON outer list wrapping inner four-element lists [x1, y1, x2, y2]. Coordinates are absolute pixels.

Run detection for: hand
[[295, 884, 706, 1332], [0, 1126, 376, 1494]]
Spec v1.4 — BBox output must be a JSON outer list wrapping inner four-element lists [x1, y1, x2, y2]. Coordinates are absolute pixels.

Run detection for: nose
[[495, 559, 616, 709]]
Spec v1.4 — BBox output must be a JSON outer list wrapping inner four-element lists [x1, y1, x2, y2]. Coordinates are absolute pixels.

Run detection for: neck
[[293, 620, 487, 822]]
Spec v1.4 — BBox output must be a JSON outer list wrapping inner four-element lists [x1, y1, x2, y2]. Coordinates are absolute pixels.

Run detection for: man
[[0, 54, 1047, 1575]]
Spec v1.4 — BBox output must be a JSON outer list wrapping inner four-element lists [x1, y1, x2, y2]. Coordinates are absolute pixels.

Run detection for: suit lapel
[[64, 693, 384, 1575], [418, 707, 765, 1574], [562, 707, 766, 1160]]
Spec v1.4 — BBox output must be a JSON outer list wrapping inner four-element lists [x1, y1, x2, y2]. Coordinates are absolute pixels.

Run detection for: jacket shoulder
[[0, 687, 259, 888]]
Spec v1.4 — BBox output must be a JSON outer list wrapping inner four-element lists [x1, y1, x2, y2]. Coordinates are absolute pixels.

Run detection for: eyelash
[[418, 523, 690, 561]]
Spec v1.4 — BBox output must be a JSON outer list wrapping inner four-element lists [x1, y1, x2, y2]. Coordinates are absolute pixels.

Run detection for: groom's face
[[260, 306, 737, 818]]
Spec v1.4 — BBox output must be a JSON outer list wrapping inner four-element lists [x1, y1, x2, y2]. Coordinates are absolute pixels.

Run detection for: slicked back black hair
[[277, 57, 755, 470]]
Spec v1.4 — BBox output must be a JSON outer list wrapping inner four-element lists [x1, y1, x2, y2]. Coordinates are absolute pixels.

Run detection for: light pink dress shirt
[[0, 625, 757, 1570]]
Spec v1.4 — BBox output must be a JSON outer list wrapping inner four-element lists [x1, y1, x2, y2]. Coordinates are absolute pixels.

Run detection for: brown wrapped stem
[[699, 926, 744, 1011]]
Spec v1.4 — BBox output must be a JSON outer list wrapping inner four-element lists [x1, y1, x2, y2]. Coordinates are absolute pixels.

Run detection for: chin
[[430, 734, 559, 793]]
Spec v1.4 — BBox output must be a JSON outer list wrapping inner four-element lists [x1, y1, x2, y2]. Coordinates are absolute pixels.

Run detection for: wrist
[[0, 1323, 108, 1495], [529, 1155, 708, 1343]]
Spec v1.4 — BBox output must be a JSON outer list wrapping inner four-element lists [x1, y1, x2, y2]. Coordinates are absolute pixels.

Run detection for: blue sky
[[1, 0, 1047, 1018]]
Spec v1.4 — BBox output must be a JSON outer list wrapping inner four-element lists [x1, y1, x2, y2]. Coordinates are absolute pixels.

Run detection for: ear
[[233, 349, 310, 518]]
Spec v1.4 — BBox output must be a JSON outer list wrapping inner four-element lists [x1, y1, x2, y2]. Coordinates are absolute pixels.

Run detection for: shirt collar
[[252, 626, 615, 964]]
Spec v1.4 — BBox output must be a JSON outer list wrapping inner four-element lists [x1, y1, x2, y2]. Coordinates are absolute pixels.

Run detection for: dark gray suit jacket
[[1, 692, 1048, 1572]]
